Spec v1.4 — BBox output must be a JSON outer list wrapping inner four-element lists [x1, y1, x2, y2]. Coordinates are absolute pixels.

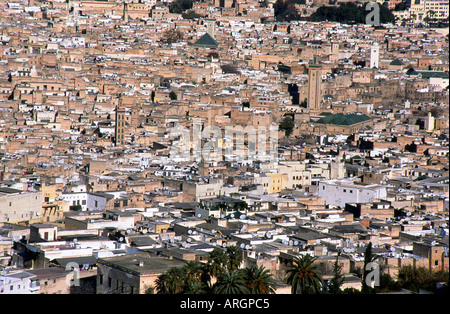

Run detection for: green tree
[[183, 280, 208, 294], [310, 2, 395, 24], [241, 265, 277, 294], [397, 266, 449, 293], [377, 273, 401, 293], [212, 270, 250, 294], [299, 99, 307, 108], [155, 266, 186, 294], [328, 254, 344, 294], [169, 91, 178, 100], [161, 29, 184, 44], [274, 0, 301, 21], [182, 261, 204, 283], [144, 285, 155, 294], [361, 242, 379, 294], [226, 246, 243, 273], [169, 0, 193, 14], [206, 248, 228, 279], [182, 10, 204, 19], [279, 116, 295, 137], [285, 254, 324, 294]]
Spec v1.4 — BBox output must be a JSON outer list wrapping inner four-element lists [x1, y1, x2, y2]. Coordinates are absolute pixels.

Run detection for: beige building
[[96, 253, 185, 294], [409, 0, 449, 22], [0, 188, 42, 223]]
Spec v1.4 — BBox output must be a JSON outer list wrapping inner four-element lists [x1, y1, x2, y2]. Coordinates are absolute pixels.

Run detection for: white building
[[0, 270, 40, 294], [318, 179, 387, 208], [60, 192, 106, 211], [370, 42, 379, 69]]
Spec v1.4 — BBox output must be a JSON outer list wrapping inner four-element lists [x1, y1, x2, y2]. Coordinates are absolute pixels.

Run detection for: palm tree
[[156, 266, 186, 294], [182, 261, 203, 282], [155, 273, 169, 294], [212, 270, 250, 294], [183, 280, 208, 294], [207, 248, 228, 279], [241, 265, 277, 294], [226, 246, 243, 273], [285, 254, 324, 294], [181, 260, 210, 293]]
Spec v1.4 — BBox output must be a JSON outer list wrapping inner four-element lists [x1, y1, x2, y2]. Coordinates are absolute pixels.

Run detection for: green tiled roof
[[315, 113, 371, 126], [417, 71, 449, 79], [193, 33, 219, 47], [406, 68, 419, 76], [390, 59, 404, 66]]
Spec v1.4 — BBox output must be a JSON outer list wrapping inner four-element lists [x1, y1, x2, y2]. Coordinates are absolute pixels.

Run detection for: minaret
[[205, 18, 216, 39], [307, 55, 322, 114], [123, 3, 129, 24], [115, 100, 126, 146], [370, 42, 379, 69]]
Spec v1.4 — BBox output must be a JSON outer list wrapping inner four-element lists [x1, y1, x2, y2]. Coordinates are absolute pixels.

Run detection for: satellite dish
[[188, 230, 193, 234], [240, 215, 246, 219], [73, 238, 78, 243], [119, 237, 124, 242], [187, 238, 192, 243], [245, 245, 251, 250], [240, 243, 245, 249], [197, 214, 202, 218], [294, 240, 298, 246], [390, 247, 396, 252]]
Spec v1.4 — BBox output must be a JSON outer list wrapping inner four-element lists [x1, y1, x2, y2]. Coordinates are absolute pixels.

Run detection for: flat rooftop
[[97, 253, 185, 276]]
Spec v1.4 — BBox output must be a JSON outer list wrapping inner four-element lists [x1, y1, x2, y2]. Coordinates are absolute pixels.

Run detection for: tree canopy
[[169, 0, 193, 14], [310, 2, 395, 24]]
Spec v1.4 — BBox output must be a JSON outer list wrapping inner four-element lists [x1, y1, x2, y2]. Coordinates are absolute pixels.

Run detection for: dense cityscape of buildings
[[0, 0, 448, 295]]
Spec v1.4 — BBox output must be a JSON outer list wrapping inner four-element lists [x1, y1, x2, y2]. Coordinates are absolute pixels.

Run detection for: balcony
[[29, 281, 40, 292]]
